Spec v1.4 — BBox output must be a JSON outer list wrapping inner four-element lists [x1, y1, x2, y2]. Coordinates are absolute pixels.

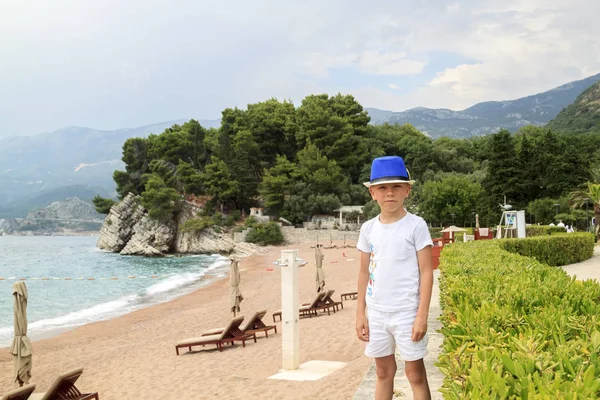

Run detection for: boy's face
[[369, 182, 411, 213]]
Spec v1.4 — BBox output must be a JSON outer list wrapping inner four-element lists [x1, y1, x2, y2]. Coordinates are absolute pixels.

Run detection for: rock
[[120, 215, 176, 256], [97, 193, 146, 252], [97, 193, 263, 257]]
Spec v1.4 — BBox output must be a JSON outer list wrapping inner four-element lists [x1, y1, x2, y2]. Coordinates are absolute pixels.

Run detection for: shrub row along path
[[562, 244, 600, 281], [353, 244, 600, 399]]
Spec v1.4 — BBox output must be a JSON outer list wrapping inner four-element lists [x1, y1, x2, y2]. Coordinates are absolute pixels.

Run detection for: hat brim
[[363, 179, 415, 188]]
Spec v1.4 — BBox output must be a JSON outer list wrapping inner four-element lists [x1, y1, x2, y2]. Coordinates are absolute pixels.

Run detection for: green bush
[[224, 210, 241, 226], [245, 222, 284, 245], [437, 239, 599, 398], [500, 233, 595, 266], [244, 215, 259, 229], [180, 217, 213, 233], [526, 225, 569, 237]]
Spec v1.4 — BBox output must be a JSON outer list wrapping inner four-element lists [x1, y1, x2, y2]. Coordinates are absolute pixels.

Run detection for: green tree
[[114, 137, 149, 198], [571, 182, 600, 238], [527, 198, 559, 225], [482, 129, 520, 210], [420, 173, 484, 226], [176, 162, 204, 195], [140, 174, 181, 221], [202, 156, 240, 210], [259, 155, 296, 215], [296, 93, 370, 182], [92, 195, 116, 214]]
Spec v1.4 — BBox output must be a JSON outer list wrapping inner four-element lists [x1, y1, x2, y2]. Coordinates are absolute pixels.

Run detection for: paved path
[[561, 245, 600, 281], [353, 270, 444, 399]]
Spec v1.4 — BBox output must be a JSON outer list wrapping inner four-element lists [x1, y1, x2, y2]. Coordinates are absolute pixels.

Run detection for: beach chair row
[[272, 289, 344, 322], [175, 309, 276, 355], [1, 368, 98, 400]]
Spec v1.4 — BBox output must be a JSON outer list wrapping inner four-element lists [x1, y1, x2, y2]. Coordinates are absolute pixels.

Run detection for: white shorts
[[365, 308, 428, 361]]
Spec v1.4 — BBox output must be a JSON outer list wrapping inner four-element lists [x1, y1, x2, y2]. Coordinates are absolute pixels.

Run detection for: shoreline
[[0, 248, 252, 348], [0, 240, 370, 399]]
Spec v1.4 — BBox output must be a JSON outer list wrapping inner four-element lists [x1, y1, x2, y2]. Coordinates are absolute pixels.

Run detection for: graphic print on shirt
[[367, 242, 376, 297]]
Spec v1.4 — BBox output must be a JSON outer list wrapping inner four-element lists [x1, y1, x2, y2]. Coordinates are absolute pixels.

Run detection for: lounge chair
[[320, 289, 343, 311], [272, 292, 334, 322], [1, 384, 36, 400], [202, 310, 277, 338], [341, 291, 358, 300], [28, 368, 98, 400], [175, 315, 256, 355]]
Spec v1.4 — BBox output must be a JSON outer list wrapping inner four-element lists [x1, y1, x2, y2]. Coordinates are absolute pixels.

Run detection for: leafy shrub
[[224, 210, 241, 226], [437, 238, 598, 398], [211, 212, 223, 226], [245, 222, 284, 245], [500, 233, 595, 266], [244, 215, 259, 228], [526, 225, 569, 237], [180, 217, 213, 233]]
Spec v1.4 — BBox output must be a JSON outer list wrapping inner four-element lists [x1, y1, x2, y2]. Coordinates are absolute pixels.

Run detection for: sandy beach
[[0, 241, 372, 399]]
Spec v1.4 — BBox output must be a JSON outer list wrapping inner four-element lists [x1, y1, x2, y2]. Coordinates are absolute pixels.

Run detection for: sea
[[0, 235, 230, 347]]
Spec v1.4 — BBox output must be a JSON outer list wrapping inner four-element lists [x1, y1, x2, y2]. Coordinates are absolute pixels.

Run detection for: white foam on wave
[[0, 255, 232, 347]]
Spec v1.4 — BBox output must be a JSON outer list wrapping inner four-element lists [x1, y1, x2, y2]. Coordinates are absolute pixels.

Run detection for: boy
[[356, 156, 434, 400]]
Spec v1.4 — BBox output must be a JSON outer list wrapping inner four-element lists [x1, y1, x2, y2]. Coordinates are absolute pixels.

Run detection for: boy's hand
[[356, 314, 370, 342], [411, 314, 428, 342]]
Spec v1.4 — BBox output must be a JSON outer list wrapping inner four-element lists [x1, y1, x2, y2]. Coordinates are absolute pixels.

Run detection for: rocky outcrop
[[97, 193, 146, 252], [97, 193, 260, 257], [120, 215, 176, 256]]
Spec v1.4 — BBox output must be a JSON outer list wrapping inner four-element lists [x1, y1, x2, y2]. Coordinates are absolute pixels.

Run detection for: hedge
[[526, 225, 569, 237], [500, 233, 595, 267], [437, 237, 599, 398]]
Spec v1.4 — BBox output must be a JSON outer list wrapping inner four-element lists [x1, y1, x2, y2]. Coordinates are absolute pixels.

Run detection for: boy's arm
[[356, 250, 371, 342], [412, 245, 433, 342]]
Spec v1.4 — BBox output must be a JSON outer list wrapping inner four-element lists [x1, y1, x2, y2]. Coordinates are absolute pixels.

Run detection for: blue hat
[[363, 156, 415, 188]]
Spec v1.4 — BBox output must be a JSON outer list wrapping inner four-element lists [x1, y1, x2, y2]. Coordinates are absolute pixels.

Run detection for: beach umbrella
[[229, 257, 243, 317], [440, 225, 467, 233], [315, 245, 325, 292], [9, 281, 32, 386], [441, 225, 467, 241]]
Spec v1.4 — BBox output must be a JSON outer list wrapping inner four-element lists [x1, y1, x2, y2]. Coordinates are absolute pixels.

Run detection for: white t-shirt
[[357, 212, 433, 312]]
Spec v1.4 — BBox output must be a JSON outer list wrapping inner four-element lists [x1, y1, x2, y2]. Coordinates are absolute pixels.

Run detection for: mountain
[[0, 119, 220, 216], [0, 197, 104, 235], [0, 184, 112, 218], [546, 81, 600, 133], [366, 73, 600, 138]]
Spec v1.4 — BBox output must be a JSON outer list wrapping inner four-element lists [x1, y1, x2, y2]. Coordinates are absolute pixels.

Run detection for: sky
[[1, 0, 599, 137]]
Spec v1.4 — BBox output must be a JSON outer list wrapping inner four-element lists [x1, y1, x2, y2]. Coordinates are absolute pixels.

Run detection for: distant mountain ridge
[[366, 73, 600, 138], [0, 119, 220, 216], [546, 80, 600, 133]]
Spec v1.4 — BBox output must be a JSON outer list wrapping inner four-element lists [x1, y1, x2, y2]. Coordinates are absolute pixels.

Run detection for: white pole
[[281, 249, 300, 370]]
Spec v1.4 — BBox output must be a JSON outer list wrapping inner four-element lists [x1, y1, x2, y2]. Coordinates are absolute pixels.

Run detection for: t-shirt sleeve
[[357, 223, 370, 253], [414, 219, 433, 251]]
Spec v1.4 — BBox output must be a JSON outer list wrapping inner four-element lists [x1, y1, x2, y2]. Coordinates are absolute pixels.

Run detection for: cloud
[[388, 84, 402, 90], [0, 0, 599, 136]]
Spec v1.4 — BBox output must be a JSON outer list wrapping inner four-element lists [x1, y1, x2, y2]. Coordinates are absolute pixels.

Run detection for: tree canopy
[[101, 93, 600, 228]]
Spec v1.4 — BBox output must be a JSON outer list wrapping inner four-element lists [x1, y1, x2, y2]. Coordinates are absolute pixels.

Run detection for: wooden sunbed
[[202, 309, 277, 338], [320, 289, 344, 311], [1, 384, 36, 400], [175, 315, 256, 355], [272, 292, 334, 322], [341, 291, 358, 300], [28, 368, 98, 400]]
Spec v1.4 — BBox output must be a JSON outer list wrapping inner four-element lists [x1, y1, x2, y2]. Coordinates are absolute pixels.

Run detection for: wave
[[0, 255, 231, 347]]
